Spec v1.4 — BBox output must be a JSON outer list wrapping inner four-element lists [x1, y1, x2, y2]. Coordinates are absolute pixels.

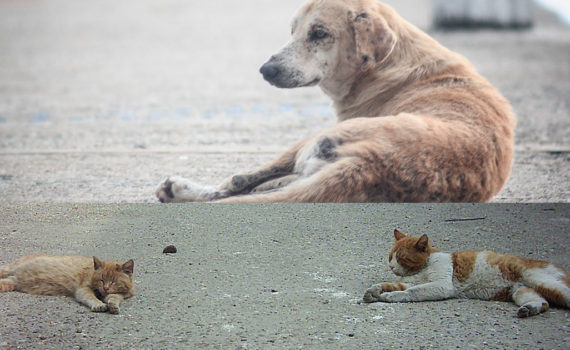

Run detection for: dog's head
[[259, 0, 397, 98]]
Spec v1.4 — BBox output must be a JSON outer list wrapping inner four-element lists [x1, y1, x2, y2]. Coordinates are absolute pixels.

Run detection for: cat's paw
[[0, 278, 16, 292], [363, 284, 384, 303], [517, 301, 549, 318], [91, 303, 108, 313], [107, 303, 120, 315]]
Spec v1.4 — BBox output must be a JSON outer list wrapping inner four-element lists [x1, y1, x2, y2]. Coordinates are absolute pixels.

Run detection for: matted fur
[[0, 254, 135, 314], [156, 0, 515, 203], [363, 230, 570, 318]]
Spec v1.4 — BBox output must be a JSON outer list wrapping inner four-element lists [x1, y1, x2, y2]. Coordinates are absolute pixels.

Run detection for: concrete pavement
[[1, 203, 569, 349]]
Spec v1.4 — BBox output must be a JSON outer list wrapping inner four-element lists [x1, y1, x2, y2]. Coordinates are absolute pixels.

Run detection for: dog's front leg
[[216, 139, 307, 194], [156, 139, 307, 202], [156, 176, 231, 202], [217, 167, 294, 194]]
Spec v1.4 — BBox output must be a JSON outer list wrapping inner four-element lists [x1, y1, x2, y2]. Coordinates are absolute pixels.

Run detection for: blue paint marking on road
[[0, 117, 6, 124], [174, 107, 193, 120], [149, 109, 193, 121], [120, 109, 137, 121], [250, 104, 266, 114], [297, 103, 333, 117], [30, 111, 49, 123], [20, 103, 335, 123], [200, 110, 216, 119], [278, 103, 334, 118], [225, 106, 244, 119], [68, 115, 89, 122], [278, 104, 294, 112], [148, 109, 165, 121]]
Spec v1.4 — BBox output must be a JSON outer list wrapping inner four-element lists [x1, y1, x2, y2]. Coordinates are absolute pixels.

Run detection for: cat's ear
[[415, 234, 429, 252], [93, 256, 103, 270], [122, 260, 134, 275], [394, 229, 406, 241]]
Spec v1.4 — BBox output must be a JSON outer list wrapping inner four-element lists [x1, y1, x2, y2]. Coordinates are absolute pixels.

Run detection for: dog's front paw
[[156, 176, 215, 203], [156, 177, 177, 203]]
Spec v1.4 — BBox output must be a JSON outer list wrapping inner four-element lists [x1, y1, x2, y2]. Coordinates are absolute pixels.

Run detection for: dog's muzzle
[[260, 59, 297, 88], [259, 56, 319, 89], [259, 61, 282, 84]]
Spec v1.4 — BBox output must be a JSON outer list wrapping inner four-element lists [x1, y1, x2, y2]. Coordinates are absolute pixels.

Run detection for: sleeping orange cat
[[363, 230, 569, 318], [0, 254, 135, 314]]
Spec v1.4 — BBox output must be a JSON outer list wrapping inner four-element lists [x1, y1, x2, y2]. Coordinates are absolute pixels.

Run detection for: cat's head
[[388, 229, 438, 276], [92, 257, 135, 298]]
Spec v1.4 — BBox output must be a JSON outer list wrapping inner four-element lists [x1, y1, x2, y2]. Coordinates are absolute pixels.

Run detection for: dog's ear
[[351, 11, 397, 71]]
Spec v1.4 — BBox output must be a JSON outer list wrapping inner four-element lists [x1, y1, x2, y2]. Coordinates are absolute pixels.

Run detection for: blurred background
[[0, 0, 568, 202]]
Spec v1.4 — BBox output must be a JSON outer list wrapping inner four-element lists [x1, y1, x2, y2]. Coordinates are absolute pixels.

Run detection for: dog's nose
[[260, 62, 281, 80]]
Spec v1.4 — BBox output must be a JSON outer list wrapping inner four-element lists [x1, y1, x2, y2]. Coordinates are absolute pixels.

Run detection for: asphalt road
[[0, 0, 568, 202], [1, 203, 569, 349]]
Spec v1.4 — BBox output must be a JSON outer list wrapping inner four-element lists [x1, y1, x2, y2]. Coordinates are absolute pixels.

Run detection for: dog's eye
[[309, 28, 329, 41]]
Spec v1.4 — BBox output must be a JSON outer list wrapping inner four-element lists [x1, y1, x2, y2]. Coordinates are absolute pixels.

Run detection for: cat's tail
[[523, 264, 570, 309]]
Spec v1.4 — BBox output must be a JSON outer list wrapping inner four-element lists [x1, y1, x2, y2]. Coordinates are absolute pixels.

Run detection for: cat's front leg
[[363, 282, 409, 303], [74, 287, 108, 312], [104, 294, 125, 314], [377, 290, 413, 303], [378, 281, 456, 303]]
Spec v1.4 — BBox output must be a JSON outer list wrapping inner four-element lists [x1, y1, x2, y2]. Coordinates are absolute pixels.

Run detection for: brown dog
[[156, 0, 515, 203]]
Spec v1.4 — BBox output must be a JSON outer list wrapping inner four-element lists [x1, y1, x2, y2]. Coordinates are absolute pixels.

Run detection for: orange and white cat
[[0, 254, 135, 314], [363, 230, 570, 318]]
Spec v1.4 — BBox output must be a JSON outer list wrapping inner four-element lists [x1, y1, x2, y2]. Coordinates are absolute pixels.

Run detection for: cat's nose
[[389, 265, 394, 270]]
